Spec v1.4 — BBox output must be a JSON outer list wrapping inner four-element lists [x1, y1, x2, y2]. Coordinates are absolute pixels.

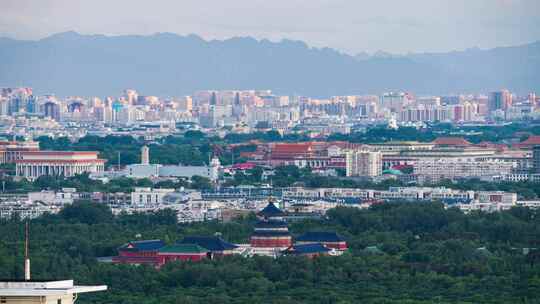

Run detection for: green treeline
[[1, 202, 539, 303]]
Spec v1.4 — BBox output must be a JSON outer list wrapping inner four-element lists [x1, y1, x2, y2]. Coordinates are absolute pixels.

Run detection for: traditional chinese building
[[514, 135, 540, 149], [250, 202, 292, 249], [282, 243, 331, 258], [242, 141, 356, 169], [295, 231, 348, 251], [157, 244, 208, 265], [178, 236, 237, 258], [112, 239, 165, 265]]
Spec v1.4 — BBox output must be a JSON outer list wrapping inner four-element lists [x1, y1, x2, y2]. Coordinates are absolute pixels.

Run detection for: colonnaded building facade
[[15, 151, 106, 180]]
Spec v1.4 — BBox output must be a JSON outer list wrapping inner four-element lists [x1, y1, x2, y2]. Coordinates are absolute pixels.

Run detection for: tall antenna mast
[[24, 221, 31, 281]]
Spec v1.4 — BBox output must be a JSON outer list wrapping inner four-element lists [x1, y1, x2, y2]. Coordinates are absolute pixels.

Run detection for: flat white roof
[[0, 280, 107, 296]]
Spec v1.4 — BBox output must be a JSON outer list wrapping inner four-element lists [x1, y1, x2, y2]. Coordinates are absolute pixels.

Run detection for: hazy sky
[[1, 0, 539, 54]]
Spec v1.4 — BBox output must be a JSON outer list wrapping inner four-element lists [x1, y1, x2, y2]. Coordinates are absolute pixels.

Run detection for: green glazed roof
[[159, 244, 208, 254]]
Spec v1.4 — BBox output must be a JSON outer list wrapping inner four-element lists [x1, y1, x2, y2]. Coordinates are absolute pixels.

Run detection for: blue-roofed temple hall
[[109, 200, 347, 266], [250, 201, 292, 249], [112, 237, 237, 267]]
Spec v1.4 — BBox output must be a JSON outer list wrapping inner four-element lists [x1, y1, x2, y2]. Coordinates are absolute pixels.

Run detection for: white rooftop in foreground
[[0, 280, 107, 296]]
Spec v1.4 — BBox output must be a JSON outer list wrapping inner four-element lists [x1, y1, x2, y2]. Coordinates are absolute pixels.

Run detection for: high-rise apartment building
[[528, 93, 536, 105], [416, 96, 441, 107], [177, 96, 193, 111], [124, 89, 138, 105], [488, 90, 512, 113], [0, 97, 8, 116], [533, 146, 540, 174], [43, 101, 60, 121], [381, 92, 407, 113], [346, 150, 382, 177]]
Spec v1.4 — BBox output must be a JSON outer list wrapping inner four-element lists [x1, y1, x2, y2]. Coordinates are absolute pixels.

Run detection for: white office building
[[130, 187, 176, 206], [346, 150, 382, 177], [414, 158, 515, 183]]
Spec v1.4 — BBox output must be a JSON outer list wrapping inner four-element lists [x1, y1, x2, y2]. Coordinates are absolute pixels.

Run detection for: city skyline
[[2, 2, 540, 304], [1, 0, 539, 54]]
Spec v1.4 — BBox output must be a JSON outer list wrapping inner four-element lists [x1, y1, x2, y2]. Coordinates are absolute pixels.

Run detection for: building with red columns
[[157, 244, 208, 266], [113, 240, 212, 267], [295, 231, 348, 251], [250, 222, 292, 248], [250, 202, 292, 249], [282, 243, 332, 258], [112, 239, 165, 265], [178, 236, 237, 259]]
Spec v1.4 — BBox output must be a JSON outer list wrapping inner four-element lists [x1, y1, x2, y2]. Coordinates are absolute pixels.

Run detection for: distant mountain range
[[0, 31, 539, 97]]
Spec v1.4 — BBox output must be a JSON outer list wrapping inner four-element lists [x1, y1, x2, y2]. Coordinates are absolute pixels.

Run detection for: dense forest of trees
[[1, 202, 539, 303]]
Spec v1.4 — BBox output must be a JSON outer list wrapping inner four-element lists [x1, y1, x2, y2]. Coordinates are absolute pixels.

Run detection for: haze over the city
[[2, 2, 540, 304], [1, 0, 539, 54]]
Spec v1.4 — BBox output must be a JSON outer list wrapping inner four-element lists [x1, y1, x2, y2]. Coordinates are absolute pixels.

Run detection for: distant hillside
[[0, 31, 538, 97]]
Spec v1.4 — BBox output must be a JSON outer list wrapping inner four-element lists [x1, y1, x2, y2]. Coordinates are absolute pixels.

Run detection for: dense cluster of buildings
[[1, 86, 540, 230], [203, 186, 535, 212], [2, 182, 539, 222], [1, 87, 539, 140], [238, 136, 540, 183]]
